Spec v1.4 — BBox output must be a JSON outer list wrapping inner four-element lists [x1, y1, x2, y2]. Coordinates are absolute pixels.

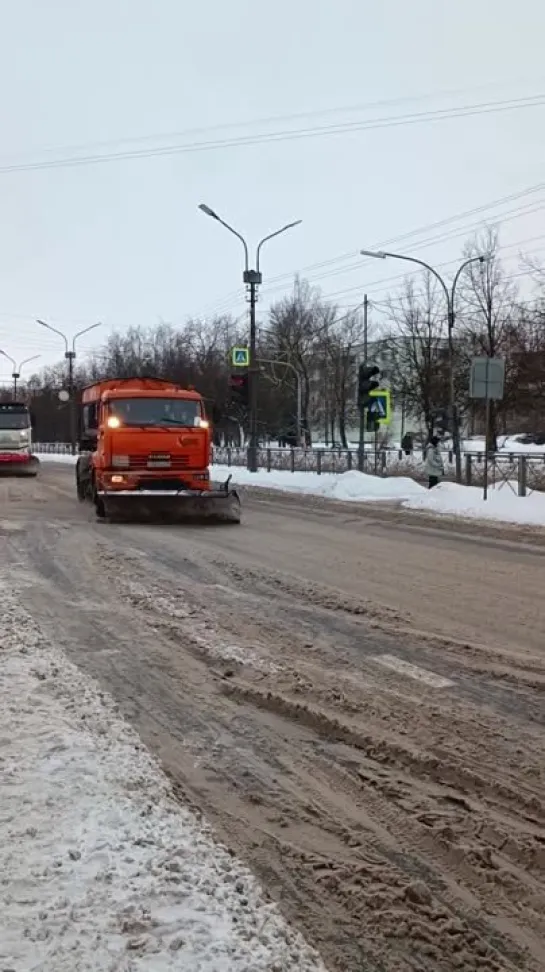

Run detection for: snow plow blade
[[97, 480, 241, 524]]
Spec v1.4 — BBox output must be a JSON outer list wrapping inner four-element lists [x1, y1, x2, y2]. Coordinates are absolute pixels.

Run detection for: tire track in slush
[[3, 467, 545, 971]]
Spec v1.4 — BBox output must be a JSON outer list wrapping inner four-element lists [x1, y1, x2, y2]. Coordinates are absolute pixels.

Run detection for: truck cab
[[74, 376, 241, 522], [0, 402, 38, 475]]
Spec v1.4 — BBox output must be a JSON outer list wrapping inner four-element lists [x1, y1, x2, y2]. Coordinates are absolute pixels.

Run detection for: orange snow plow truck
[[75, 377, 240, 523]]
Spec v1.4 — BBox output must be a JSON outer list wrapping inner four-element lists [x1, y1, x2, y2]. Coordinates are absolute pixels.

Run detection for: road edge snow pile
[[402, 480, 545, 527], [213, 465, 426, 502], [0, 575, 327, 972]]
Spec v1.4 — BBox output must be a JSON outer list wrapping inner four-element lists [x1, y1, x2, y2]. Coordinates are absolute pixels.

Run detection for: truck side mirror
[[211, 404, 222, 424], [29, 411, 36, 430]]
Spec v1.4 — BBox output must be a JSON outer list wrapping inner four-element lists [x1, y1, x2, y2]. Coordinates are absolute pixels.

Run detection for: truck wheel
[[93, 489, 106, 519], [76, 470, 86, 501], [77, 455, 93, 502]]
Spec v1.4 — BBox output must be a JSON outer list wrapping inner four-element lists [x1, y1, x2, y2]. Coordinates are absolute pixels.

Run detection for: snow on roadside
[[0, 577, 327, 972], [403, 480, 545, 527], [213, 465, 426, 502], [33, 451, 77, 463]]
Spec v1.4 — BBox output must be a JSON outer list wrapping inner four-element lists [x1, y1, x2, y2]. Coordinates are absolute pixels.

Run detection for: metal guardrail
[[211, 446, 545, 496], [33, 442, 545, 495], [35, 443, 74, 455]]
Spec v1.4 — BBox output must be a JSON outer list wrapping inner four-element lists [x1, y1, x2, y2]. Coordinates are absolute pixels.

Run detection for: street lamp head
[[360, 249, 387, 260], [284, 219, 303, 231], [198, 203, 219, 220]]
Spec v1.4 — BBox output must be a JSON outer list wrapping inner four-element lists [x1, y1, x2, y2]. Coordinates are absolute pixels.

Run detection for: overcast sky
[[0, 0, 544, 381]]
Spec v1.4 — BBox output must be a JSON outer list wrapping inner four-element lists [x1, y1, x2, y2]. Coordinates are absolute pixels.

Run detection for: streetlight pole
[[360, 249, 485, 483], [198, 203, 301, 472], [37, 319, 102, 454], [0, 351, 41, 398]]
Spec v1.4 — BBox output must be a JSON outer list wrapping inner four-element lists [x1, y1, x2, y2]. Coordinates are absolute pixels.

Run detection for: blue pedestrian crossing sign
[[231, 346, 250, 367], [368, 389, 391, 425]]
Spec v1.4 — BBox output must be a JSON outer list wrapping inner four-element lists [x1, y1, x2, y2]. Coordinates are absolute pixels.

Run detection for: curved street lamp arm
[[380, 251, 450, 308], [72, 321, 103, 353], [217, 219, 249, 272], [0, 349, 16, 370], [19, 354, 41, 371], [198, 204, 249, 271], [450, 255, 486, 325], [36, 319, 69, 354], [256, 220, 302, 273]]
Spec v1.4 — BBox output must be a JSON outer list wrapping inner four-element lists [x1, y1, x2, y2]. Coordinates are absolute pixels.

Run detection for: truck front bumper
[[0, 452, 39, 475]]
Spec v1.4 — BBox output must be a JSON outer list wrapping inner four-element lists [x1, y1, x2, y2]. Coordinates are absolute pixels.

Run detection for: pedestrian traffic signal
[[358, 363, 380, 408], [229, 372, 249, 408]]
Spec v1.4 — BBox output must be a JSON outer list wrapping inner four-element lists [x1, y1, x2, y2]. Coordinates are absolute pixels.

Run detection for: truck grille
[[128, 454, 191, 469]]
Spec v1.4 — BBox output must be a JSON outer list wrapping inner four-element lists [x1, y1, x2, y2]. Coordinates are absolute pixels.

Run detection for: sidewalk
[[0, 576, 326, 972]]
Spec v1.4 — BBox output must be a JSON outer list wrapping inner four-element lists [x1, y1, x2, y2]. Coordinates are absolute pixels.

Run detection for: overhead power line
[[196, 180, 545, 317], [4, 76, 541, 165], [0, 94, 543, 177]]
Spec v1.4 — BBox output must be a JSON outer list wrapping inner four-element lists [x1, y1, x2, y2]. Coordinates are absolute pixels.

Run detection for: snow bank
[[403, 480, 545, 527], [0, 578, 326, 972], [213, 465, 426, 502]]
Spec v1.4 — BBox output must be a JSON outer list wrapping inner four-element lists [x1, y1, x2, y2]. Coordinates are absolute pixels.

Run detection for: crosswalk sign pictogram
[[231, 346, 250, 367], [368, 389, 391, 425]]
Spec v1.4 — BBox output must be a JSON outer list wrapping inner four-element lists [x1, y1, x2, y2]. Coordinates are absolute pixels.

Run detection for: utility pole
[[37, 320, 102, 454], [198, 204, 301, 472], [357, 295, 370, 472], [67, 348, 76, 454], [245, 269, 260, 472]]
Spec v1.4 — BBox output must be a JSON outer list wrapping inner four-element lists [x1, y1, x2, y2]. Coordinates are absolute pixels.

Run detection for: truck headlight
[[112, 455, 129, 468], [20, 429, 29, 439]]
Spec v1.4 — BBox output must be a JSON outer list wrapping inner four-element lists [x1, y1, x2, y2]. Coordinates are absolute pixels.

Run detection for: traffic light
[[358, 363, 380, 409], [229, 372, 249, 408]]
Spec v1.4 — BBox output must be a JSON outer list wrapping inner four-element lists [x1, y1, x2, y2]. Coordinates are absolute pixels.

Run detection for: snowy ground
[[215, 465, 425, 502], [403, 480, 545, 526], [0, 576, 327, 972], [34, 453, 545, 527]]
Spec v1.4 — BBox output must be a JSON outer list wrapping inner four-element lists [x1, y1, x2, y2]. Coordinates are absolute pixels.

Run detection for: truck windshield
[[108, 397, 201, 428], [0, 405, 30, 430]]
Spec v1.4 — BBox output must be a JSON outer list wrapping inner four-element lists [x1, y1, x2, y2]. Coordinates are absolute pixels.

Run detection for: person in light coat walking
[[424, 435, 444, 489]]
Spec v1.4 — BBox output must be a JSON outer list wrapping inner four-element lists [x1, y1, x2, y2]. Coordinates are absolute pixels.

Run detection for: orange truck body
[[76, 376, 240, 522]]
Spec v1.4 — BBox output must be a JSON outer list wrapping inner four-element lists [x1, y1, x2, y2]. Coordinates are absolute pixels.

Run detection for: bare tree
[[267, 277, 337, 444], [381, 274, 449, 441], [322, 311, 366, 447], [457, 227, 518, 449]]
